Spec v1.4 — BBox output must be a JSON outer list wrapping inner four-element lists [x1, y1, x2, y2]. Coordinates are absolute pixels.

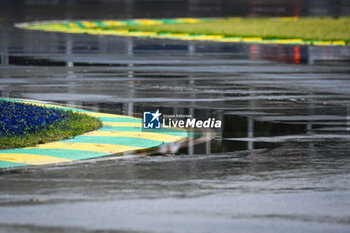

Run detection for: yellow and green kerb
[[15, 17, 347, 46], [0, 99, 190, 170]]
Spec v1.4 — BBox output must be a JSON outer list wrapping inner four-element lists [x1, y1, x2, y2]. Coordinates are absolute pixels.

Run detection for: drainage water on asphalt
[[1, 1, 350, 232]]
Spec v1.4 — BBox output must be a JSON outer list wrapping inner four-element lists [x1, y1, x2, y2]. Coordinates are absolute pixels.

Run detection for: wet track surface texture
[[1, 1, 350, 233]]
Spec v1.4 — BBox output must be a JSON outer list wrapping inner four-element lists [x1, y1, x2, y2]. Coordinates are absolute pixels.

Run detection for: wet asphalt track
[[1, 1, 350, 232]]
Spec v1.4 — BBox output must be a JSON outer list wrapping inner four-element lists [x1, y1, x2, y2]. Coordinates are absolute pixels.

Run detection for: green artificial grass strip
[[0, 101, 102, 150], [114, 17, 350, 44]]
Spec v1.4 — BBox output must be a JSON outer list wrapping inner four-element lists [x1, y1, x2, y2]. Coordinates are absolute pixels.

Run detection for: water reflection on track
[[2, 34, 350, 153], [1, 1, 350, 232]]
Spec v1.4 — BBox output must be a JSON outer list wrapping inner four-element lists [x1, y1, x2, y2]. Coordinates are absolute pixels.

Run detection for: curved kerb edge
[[14, 18, 347, 46], [0, 98, 212, 171]]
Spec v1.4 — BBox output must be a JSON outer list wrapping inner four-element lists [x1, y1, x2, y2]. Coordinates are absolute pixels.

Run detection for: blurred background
[[2, 0, 350, 20], [1, 1, 350, 233]]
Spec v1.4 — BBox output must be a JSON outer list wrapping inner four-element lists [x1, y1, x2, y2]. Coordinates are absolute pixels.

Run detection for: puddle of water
[[1, 1, 350, 233]]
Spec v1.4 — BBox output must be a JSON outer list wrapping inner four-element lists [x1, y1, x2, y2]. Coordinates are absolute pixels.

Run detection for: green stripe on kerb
[[64, 136, 163, 148], [123, 20, 140, 25], [0, 149, 106, 160], [0, 161, 28, 168], [75, 22, 85, 28], [160, 19, 179, 24], [95, 21, 105, 27], [0, 98, 24, 102]]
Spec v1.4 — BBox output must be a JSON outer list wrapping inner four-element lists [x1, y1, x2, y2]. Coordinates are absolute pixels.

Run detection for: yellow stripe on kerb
[[32, 142, 141, 153], [219, 38, 241, 42], [101, 20, 127, 26], [128, 31, 158, 37], [133, 19, 163, 25], [85, 112, 138, 118], [177, 18, 200, 23], [168, 33, 190, 37], [81, 21, 97, 28], [242, 37, 262, 42], [84, 130, 184, 142], [332, 41, 346, 45], [68, 22, 79, 28], [0, 153, 72, 165]]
